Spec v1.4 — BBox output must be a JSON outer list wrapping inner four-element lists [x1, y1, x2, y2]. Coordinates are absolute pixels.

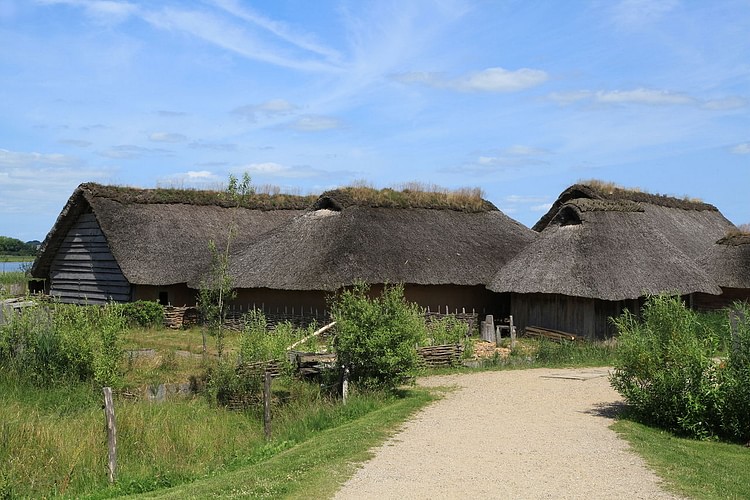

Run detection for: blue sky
[[1, 0, 748, 241]]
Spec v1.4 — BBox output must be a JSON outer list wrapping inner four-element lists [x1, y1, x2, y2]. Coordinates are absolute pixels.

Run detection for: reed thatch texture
[[203, 189, 536, 291], [32, 183, 312, 286], [488, 199, 721, 300], [698, 233, 750, 289], [532, 182, 735, 260]]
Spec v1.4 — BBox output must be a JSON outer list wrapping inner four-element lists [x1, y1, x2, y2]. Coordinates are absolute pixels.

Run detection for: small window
[[158, 291, 169, 306]]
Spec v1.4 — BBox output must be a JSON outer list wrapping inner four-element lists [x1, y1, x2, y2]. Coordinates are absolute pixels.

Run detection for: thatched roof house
[[196, 187, 537, 314], [31, 183, 314, 305], [694, 233, 750, 309], [488, 198, 721, 339], [533, 182, 735, 260]]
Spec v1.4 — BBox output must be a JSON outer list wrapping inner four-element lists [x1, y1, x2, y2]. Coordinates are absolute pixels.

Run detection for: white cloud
[[233, 99, 298, 121], [149, 132, 188, 143], [611, 0, 679, 27], [0, 148, 113, 218], [730, 143, 750, 155], [142, 7, 338, 72], [455, 67, 548, 92], [211, 0, 342, 63], [595, 88, 694, 105], [505, 195, 549, 204], [188, 141, 237, 151], [547, 87, 742, 108], [393, 67, 548, 93], [288, 115, 341, 132], [59, 139, 93, 147], [98, 144, 172, 159], [442, 146, 551, 175], [37, 0, 138, 24], [156, 170, 224, 189], [235, 162, 327, 178], [531, 203, 553, 212], [701, 96, 748, 111]]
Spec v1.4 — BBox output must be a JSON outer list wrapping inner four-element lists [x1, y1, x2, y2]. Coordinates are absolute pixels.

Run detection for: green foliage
[[0, 236, 37, 256], [425, 315, 468, 346], [533, 338, 618, 367], [610, 295, 750, 442], [118, 300, 164, 328], [716, 302, 750, 443], [331, 282, 427, 390], [0, 303, 125, 387]]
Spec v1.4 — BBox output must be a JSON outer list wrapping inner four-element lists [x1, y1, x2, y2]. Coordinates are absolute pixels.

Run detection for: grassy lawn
[[128, 389, 434, 499], [613, 419, 750, 500], [0, 370, 435, 499]]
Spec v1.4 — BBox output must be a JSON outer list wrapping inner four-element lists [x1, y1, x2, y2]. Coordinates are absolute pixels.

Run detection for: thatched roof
[[201, 188, 536, 291], [488, 199, 721, 300], [697, 232, 750, 289], [533, 182, 735, 260], [32, 183, 315, 285]]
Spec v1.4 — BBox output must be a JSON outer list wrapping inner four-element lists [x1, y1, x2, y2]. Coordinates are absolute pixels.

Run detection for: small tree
[[198, 173, 254, 360], [331, 281, 426, 390]]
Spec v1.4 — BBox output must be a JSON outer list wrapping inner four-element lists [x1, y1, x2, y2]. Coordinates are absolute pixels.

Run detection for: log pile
[[417, 344, 464, 367], [523, 325, 578, 342], [163, 306, 199, 329]]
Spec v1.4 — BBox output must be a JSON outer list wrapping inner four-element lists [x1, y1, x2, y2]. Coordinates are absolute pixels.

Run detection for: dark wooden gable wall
[[50, 211, 131, 304]]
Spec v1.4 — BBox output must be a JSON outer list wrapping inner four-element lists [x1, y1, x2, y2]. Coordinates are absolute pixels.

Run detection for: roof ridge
[[314, 187, 498, 212], [81, 182, 317, 210]]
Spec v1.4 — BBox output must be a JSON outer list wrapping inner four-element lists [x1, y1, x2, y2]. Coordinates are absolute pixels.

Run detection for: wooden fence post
[[342, 366, 350, 405], [510, 315, 516, 350], [263, 371, 272, 441], [102, 387, 117, 484]]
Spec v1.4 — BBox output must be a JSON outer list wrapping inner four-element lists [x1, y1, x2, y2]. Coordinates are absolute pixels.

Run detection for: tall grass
[[0, 371, 416, 498]]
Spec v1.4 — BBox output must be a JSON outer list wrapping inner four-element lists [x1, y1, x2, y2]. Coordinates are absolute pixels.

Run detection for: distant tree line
[[0, 236, 40, 256]]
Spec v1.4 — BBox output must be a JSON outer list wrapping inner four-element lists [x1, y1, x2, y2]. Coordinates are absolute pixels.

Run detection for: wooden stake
[[510, 315, 516, 350], [102, 387, 117, 484], [263, 372, 272, 441], [342, 366, 350, 405]]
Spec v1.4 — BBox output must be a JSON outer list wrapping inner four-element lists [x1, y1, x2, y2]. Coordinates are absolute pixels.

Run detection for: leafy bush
[[331, 282, 426, 390], [716, 302, 750, 443], [0, 303, 125, 387], [118, 300, 164, 328], [426, 315, 468, 346], [610, 295, 750, 442]]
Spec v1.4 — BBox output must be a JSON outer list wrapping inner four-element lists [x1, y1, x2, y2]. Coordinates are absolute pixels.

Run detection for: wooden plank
[[62, 234, 108, 244], [51, 271, 128, 281], [53, 252, 117, 262]]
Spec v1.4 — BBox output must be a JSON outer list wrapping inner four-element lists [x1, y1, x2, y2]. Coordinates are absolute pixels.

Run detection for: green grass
[[613, 419, 750, 499], [128, 388, 434, 499], [0, 255, 35, 262], [0, 371, 434, 499]]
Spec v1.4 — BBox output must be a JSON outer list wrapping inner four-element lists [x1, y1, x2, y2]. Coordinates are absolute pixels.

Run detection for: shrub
[[716, 302, 750, 443], [610, 295, 732, 440], [426, 316, 468, 346], [0, 303, 125, 387], [118, 301, 164, 328], [331, 282, 426, 390]]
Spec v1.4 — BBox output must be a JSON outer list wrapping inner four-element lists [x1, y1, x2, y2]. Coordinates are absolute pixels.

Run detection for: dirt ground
[[334, 368, 682, 499]]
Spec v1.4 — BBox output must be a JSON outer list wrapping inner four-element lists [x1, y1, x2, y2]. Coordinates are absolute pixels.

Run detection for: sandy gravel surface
[[335, 368, 681, 499]]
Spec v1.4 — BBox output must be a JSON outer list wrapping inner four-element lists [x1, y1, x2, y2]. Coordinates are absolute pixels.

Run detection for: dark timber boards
[[49, 213, 131, 304]]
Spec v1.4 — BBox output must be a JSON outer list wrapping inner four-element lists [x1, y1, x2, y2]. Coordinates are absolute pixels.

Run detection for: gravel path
[[335, 368, 681, 499]]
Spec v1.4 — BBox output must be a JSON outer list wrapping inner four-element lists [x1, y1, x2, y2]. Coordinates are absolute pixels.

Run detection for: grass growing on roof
[[320, 183, 495, 212]]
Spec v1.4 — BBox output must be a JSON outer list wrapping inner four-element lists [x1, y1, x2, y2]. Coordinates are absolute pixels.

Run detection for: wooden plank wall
[[511, 293, 638, 340], [49, 212, 131, 304]]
